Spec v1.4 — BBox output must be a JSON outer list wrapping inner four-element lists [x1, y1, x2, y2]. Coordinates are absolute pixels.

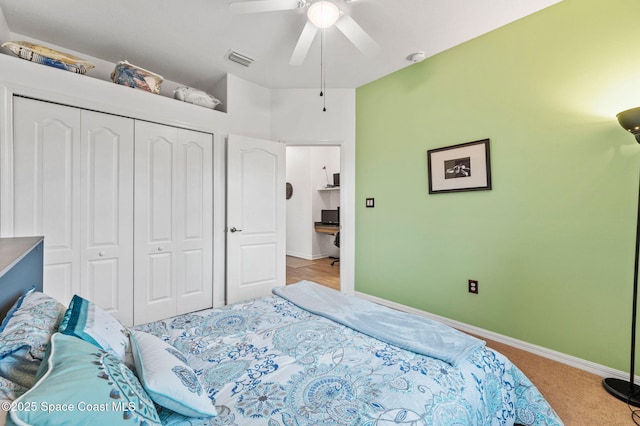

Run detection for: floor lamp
[[603, 106, 640, 407]]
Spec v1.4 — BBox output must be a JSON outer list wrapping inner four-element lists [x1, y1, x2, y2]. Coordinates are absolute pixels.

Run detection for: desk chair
[[331, 231, 340, 266]]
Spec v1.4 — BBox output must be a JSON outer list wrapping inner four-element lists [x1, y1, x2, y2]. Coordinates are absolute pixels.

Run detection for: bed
[[0, 279, 563, 426]]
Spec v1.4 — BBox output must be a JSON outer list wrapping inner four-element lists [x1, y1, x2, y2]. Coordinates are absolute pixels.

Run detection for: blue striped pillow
[[58, 295, 130, 363]]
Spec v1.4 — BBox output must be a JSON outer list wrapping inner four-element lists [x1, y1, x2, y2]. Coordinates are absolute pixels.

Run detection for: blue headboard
[[0, 237, 44, 321]]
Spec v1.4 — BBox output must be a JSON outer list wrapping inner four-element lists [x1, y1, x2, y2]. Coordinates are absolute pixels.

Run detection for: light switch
[[365, 198, 375, 208]]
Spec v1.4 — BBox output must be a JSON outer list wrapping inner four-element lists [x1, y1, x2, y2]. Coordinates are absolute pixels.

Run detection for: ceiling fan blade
[[334, 15, 379, 56], [289, 21, 318, 66], [229, 0, 301, 14]]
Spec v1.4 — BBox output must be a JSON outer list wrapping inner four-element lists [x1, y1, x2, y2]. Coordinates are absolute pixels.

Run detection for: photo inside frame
[[444, 157, 471, 179]]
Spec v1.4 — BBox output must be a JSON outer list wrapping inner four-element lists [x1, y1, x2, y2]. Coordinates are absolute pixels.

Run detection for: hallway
[[285, 256, 340, 290]]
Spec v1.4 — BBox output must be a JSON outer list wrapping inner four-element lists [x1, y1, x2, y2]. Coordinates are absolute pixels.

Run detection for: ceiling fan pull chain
[[321, 28, 327, 111], [320, 27, 324, 98]]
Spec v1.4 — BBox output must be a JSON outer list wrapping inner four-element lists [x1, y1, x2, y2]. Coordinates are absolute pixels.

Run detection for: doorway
[[285, 144, 341, 290]]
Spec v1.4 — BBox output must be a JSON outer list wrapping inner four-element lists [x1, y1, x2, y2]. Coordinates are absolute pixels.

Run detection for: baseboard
[[285, 251, 311, 260], [285, 251, 327, 260], [355, 291, 636, 383]]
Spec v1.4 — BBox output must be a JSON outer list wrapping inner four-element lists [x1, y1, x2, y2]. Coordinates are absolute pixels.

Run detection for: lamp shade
[[617, 107, 640, 143], [308, 1, 340, 28]]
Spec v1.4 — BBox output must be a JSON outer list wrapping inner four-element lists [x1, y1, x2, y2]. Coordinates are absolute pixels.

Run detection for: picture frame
[[427, 138, 491, 194]]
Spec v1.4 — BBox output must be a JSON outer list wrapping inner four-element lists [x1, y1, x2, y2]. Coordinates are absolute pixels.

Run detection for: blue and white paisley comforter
[[134, 283, 563, 426]]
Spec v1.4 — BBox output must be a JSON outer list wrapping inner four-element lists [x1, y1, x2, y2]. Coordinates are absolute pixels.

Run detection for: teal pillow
[[58, 295, 131, 363], [131, 330, 217, 418], [9, 333, 161, 426]]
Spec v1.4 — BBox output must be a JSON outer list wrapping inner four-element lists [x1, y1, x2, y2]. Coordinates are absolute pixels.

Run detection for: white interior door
[[226, 134, 286, 304]]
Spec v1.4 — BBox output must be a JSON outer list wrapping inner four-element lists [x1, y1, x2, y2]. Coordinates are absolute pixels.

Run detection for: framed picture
[[427, 139, 491, 194]]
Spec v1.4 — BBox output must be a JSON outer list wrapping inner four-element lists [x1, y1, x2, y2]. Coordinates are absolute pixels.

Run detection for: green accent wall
[[355, 0, 640, 371]]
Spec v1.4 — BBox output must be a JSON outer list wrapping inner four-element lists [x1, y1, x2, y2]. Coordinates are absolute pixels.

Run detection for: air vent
[[226, 50, 254, 67]]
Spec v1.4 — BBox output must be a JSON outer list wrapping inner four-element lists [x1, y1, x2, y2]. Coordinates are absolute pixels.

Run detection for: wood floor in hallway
[[286, 256, 340, 290]]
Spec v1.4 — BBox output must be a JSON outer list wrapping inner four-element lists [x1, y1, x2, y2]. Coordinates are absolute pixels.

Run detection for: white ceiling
[[0, 0, 561, 91]]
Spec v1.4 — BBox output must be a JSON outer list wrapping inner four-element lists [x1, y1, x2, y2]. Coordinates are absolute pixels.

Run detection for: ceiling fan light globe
[[308, 1, 340, 28]]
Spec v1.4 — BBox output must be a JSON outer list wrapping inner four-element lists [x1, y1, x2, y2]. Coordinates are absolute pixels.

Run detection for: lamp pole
[[602, 170, 640, 406], [603, 107, 640, 406]]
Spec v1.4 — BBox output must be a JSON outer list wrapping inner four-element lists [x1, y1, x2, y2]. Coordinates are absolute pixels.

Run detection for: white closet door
[[134, 122, 213, 324], [176, 128, 212, 315], [134, 121, 177, 323], [13, 97, 81, 303], [81, 110, 134, 325]]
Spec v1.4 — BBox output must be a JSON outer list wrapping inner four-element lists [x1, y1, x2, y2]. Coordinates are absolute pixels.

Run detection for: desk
[[314, 223, 340, 234]]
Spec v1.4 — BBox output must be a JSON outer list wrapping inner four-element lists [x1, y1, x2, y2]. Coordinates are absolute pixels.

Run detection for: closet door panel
[[13, 97, 81, 303], [176, 129, 212, 315], [81, 110, 134, 325], [86, 259, 120, 312], [148, 252, 173, 299], [41, 134, 74, 252], [44, 264, 74, 304], [134, 121, 178, 324], [149, 137, 174, 242], [184, 142, 205, 239]]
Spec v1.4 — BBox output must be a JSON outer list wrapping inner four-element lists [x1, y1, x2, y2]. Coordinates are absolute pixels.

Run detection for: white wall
[[227, 74, 271, 140], [271, 89, 354, 142], [286, 147, 313, 258], [271, 88, 355, 292], [286, 146, 340, 259], [0, 7, 10, 54]]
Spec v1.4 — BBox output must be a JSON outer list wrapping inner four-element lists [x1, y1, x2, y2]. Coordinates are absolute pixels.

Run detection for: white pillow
[[173, 86, 221, 109], [131, 330, 217, 418]]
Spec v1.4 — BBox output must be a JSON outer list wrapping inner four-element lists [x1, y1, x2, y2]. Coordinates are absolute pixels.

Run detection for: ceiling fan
[[229, 0, 379, 66]]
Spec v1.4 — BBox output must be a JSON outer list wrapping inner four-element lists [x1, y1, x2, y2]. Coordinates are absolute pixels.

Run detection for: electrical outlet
[[468, 280, 478, 294]]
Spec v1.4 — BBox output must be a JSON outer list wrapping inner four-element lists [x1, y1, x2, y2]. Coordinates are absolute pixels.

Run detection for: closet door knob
[[157, 246, 163, 251], [98, 251, 105, 257]]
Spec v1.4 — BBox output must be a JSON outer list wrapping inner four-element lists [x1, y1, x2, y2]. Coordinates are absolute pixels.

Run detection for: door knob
[[230, 227, 243, 233], [98, 251, 105, 257]]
